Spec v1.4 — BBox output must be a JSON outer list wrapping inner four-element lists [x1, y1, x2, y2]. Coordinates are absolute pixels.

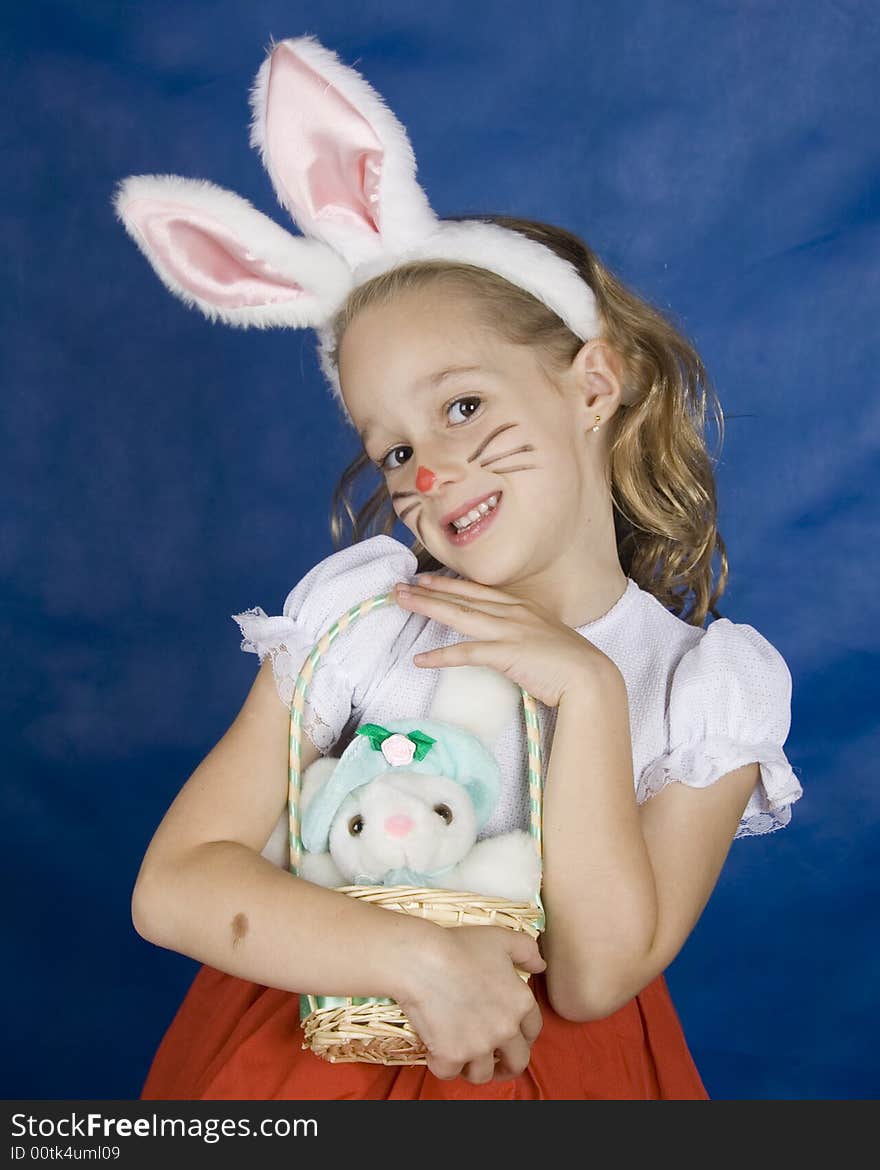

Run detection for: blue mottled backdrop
[[3, 0, 878, 1099]]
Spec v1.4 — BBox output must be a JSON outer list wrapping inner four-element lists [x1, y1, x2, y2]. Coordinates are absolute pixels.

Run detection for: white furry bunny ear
[[248, 35, 440, 268], [112, 174, 353, 328]]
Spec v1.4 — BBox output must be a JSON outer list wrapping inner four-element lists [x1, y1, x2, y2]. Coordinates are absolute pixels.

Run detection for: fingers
[[519, 1001, 544, 1048], [460, 1055, 498, 1085], [492, 1030, 533, 1081], [396, 582, 509, 622], [427, 1027, 535, 1085], [426, 1053, 481, 1082], [425, 991, 544, 1086], [508, 932, 547, 975], [425, 1056, 459, 1081], [402, 915, 547, 1090], [412, 573, 522, 606]]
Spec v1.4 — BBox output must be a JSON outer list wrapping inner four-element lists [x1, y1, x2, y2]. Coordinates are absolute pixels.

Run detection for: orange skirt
[[140, 964, 709, 1100]]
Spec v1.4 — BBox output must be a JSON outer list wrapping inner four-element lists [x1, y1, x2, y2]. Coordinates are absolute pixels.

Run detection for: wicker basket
[[286, 589, 545, 1065]]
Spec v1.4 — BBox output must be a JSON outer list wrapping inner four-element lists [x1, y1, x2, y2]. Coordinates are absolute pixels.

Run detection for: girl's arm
[[391, 577, 762, 1026], [132, 658, 435, 997], [540, 663, 757, 1021], [132, 658, 546, 1082]]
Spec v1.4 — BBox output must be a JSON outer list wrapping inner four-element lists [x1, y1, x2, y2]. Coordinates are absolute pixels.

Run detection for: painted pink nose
[[384, 814, 414, 838]]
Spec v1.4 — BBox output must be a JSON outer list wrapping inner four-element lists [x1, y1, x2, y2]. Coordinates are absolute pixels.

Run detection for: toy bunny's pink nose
[[384, 814, 414, 838]]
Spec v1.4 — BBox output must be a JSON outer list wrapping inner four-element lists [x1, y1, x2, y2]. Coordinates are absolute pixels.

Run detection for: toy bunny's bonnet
[[111, 33, 642, 414]]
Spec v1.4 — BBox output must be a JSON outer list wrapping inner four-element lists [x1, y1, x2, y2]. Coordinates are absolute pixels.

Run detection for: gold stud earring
[[592, 414, 601, 432]]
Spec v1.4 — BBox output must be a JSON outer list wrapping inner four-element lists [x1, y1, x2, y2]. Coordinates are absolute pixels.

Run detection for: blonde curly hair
[[324, 214, 729, 627]]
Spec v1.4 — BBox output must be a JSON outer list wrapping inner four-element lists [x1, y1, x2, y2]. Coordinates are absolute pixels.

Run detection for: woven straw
[[287, 590, 544, 1065]]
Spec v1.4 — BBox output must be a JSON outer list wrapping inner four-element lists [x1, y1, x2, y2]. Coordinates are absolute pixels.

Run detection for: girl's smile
[[444, 490, 503, 546]]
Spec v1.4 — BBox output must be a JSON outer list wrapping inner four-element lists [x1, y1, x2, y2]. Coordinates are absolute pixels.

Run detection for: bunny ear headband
[[112, 33, 613, 420]]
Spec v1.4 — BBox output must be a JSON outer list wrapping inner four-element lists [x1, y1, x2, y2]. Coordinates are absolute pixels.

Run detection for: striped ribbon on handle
[[286, 590, 545, 926]]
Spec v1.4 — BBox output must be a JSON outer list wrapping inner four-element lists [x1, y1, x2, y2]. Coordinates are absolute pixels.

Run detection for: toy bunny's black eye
[[348, 815, 364, 836], [433, 804, 453, 825]]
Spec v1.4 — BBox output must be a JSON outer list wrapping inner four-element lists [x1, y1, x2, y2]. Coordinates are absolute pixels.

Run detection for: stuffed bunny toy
[[261, 665, 542, 903]]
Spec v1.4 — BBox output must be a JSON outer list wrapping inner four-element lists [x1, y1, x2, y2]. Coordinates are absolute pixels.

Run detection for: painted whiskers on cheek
[[388, 421, 540, 536]]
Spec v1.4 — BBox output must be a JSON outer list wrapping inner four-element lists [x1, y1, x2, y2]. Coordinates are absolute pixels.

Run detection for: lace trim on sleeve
[[231, 607, 348, 753], [636, 732, 804, 838]]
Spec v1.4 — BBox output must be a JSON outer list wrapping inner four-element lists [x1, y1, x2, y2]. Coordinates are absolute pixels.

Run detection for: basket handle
[[285, 590, 545, 904]]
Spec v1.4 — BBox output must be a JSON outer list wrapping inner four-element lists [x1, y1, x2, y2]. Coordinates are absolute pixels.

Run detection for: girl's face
[[338, 287, 612, 591]]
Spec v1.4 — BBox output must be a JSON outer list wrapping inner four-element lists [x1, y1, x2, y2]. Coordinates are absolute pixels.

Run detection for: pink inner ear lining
[[128, 198, 305, 307], [265, 42, 383, 236]]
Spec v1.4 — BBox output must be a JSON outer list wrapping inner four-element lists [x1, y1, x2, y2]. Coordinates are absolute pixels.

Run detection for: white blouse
[[232, 535, 803, 841]]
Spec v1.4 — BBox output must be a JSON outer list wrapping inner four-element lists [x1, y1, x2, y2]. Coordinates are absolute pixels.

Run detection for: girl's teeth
[[452, 495, 499, 530]]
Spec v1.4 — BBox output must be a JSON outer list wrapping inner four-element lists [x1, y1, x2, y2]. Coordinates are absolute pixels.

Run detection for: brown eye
[[348, 815, 364, 836], [447, 396, 482, 424], [380, 445, 412, 473], [434, 804, 453, 825]]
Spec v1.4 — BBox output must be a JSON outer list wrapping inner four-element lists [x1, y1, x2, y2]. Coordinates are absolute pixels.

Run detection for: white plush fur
[[443, 830, 542, 902], [327, 771, 478, 885], [286, 665, 541, 902], [114, 34, 609, 416], [428, 664, 522, 750], [112, 173, 353, 328], [262, 667, 521, 871], [248, 35, 439, 266], [260, 810, 290, 871], [301, 768, 541, 902], [351, 219, 601, 341]]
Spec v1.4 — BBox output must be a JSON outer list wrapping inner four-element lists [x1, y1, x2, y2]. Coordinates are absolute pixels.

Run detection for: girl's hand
[[394, 575, 617, 708], [395, 924, 546, 1085]]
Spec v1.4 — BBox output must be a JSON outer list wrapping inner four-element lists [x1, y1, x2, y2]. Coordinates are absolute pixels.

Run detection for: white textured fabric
[[232, 535, 803, 841]]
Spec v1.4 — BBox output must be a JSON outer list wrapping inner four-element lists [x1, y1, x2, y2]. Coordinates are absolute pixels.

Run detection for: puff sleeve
[[230, 535, 419, 753], [636, 618, 804, 838]]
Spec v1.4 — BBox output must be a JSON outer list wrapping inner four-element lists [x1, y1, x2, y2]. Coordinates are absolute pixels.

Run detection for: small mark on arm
[[231, 912, 248, 948]]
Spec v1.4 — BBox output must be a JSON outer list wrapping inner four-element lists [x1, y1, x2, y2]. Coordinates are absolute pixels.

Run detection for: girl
[[117, 35, 803, 1100]]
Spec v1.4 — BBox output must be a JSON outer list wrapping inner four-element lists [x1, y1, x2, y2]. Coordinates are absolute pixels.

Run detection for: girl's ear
[[112, 174, 352, 328], [571, 337, 636, 410], [249, 35, 439, 267]]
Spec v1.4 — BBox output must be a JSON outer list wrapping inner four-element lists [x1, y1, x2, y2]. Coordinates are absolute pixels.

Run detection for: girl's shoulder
[[601, 577, 793, 687], [234, 535, 417, 643], [230, 536, 424, 751], [616, 583, 803, 838], [631, 581, 794, 701], [282, 534, 418, 610]]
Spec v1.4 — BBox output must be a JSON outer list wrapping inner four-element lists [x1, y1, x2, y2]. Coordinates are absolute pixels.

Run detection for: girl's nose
[[384, 814, 415, 838], [415, 465, 437, 493]]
